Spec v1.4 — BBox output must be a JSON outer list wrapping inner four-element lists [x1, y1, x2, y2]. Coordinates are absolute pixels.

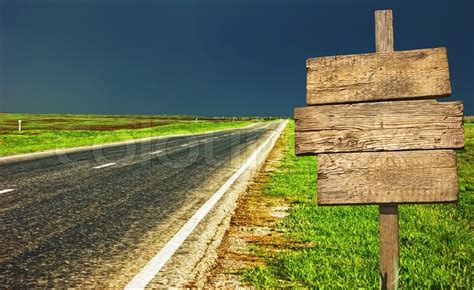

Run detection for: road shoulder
[[188, 121, 291, 287], [141, 121, 287, 287]]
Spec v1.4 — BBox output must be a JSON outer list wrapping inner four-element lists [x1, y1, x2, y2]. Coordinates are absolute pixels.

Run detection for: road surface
[[0, 121, 281, 287]]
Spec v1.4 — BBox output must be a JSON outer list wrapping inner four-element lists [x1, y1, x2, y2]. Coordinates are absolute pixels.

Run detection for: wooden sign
[[317, 150, 458, 205], [306, 48, 452, 105], [295, 41, 464, 205], [295, 100, 464, 155], [294, 10, 464, 289]]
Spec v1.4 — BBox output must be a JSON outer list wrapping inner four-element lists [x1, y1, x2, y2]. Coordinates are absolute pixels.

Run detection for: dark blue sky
[[1, 0, 473, 117]]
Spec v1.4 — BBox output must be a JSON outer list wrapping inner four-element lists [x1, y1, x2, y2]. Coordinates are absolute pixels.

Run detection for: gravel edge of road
[[187, 125, 289, 287]]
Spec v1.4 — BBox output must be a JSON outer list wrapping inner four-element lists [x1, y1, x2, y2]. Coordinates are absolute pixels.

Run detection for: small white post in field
[[18, 120, 22, 132], [195, 118, 198, 124]]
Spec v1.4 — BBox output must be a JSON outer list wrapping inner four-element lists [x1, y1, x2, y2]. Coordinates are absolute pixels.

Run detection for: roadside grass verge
[[241, 121, 473, 288], [0, 113, 256, 156]]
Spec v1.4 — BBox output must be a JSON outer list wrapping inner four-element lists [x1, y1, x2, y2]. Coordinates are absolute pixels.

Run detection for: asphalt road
[[0, 121, 280, 287]]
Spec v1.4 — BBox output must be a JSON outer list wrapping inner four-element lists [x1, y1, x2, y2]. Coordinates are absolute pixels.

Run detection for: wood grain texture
[[379, 205, 399, 289], [316, 150, 458, 205], [306, 47, 451, 105], [375, 10, 399, 290], [375, 10, 394, 53], [294, 100, 464, 155]]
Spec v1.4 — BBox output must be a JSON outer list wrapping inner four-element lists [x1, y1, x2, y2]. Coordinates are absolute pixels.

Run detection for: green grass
[[241, 121, 473, 288], [0, 113, 257, 156]]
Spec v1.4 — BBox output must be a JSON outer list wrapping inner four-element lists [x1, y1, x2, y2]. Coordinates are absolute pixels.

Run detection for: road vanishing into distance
[[0, 121, 281, 287]]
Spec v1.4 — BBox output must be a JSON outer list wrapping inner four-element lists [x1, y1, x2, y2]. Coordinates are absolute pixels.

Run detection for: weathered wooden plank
[[294, 100, 464, 155], [306, 47, 451, 105], [317, 150, 458, 205]]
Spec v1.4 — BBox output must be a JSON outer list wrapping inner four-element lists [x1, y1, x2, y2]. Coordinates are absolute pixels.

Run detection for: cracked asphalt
[[0, 122, 279, 287]]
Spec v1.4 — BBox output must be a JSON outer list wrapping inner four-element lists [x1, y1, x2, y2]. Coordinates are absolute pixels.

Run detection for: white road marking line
[[180, 144, 188, 147], [0, 189, 15, 194], [93, 163, 116, 169], [125, 120, 287, 290], [150, 150, 163, 155]]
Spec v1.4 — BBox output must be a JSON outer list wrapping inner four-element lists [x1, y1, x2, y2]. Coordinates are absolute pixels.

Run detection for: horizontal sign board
[[306, 47, 451, 105], [294, 100, 464, 155], [317, 150, 458, 205]]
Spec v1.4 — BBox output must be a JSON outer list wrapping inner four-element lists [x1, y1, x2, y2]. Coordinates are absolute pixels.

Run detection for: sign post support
[[375, 10, 399, 289]]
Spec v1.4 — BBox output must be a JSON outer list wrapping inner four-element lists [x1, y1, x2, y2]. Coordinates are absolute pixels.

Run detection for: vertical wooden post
[[375, 10, 394, 53], [375, 10, 400, 290], [379, 205, 399, 289]]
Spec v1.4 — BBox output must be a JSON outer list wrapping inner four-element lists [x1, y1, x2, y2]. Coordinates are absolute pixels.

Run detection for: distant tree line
[[464, 116, 474, 123]]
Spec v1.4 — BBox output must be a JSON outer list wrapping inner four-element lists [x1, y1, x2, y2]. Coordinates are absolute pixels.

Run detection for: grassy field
[[0, 113, 257, 156], [241, 121, 473, 288]]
